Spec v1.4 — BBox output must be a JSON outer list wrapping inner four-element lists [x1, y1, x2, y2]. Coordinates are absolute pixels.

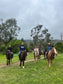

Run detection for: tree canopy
[[31, 25, 51, 47], [0, 18, 20, 45]]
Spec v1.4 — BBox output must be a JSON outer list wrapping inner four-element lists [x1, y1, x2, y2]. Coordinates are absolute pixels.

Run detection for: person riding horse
[[34, 46, 39, 62], [47, 43, 52, 58], [18, 42, 26, 59], [19, 42, 27, 68], [48, 46, 57, 67], [6, 45, 13, 65], [6, 45, 13, 56]]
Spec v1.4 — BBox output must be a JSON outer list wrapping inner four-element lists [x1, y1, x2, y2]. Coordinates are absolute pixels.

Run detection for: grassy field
[[0, 53, 63, 84], [0, 52, 34, 65]]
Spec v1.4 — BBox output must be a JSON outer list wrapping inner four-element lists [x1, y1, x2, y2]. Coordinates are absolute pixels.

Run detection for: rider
[[34, 46, 37, 52], [47, 43, 52, 58], [34, 46, 39, 57], [7, 45, 12, 52], [47, 43, 52, 52], [6, 45, 13, 57], [19, 42, 26, 59]]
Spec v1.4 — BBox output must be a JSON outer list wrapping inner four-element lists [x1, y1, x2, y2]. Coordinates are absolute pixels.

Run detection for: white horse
[[48, 47, 57, 67], [34, 48, 39, 62]]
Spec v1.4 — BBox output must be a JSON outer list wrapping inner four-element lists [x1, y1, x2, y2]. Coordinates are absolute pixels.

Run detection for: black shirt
[[7, 47, 12, 52]]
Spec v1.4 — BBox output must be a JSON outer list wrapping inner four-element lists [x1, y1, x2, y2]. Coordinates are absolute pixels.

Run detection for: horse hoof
[[23, 66, 24, 69], [19, 66, 21, 68]]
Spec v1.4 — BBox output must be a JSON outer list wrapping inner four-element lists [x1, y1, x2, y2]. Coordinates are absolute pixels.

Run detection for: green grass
[[0, 53, 63, 84], [0, 52, 35, 65]]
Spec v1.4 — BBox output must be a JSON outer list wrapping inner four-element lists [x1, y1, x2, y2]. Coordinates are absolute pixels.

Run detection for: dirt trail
[[0, 58, 44, 68]]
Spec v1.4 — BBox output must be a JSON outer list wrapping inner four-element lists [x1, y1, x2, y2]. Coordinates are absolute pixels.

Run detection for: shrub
[[55, 42, 63, 52], [7, 40, 28, 53]]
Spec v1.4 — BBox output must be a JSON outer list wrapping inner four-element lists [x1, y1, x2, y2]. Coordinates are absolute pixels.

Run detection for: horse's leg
[[7, 59, 8, 65], [38, 54, 40, 59], [35, 56, 36, 62], [34, 53, 36, 62], [9, 59, 10, 65], [51, 60, 52, 64], [34, 55, 36, 63], [44, 52, 45, 59], [49, 60, 51, 67], [23, 61, 24, 68], [36, 57, 37, 62], [11, 59, 12, 64], [37, 56, 39, 62], [19, 60, 21, 68]]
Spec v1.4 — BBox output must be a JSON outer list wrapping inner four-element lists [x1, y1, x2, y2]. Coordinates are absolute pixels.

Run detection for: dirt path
[[0, 58, 44, 68]]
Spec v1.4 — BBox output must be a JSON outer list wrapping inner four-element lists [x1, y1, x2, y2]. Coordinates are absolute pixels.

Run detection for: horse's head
[[52, 47, 58, 55], [6, 50, 10, 54]]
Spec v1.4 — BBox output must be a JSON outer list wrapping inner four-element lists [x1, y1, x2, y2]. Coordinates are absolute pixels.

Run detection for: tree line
[[0, 18, 63, 54]]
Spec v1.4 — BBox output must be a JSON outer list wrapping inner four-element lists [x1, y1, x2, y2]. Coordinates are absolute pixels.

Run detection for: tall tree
[[42, 28, 51, 43], [0, 18, 20, 45], [31, 26, 51, 48], [31, 24, 43, 46]]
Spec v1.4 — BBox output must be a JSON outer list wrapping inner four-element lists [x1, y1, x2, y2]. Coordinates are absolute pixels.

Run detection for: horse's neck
[[34, 48, 39, 55], [49, 48, 55, 56], [51, 48, 54, 53]]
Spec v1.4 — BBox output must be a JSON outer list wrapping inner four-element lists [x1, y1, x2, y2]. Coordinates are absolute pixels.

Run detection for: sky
[[0, 0, 63, 40]]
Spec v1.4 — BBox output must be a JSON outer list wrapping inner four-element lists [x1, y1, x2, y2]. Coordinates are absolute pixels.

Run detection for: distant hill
[[25, 40, 33, 43], [25, 39, 63, 44], [52, 39, 63, 44]]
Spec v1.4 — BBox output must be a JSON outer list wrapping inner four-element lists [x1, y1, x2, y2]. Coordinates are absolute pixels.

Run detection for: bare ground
[[0, 57, 44, 68]]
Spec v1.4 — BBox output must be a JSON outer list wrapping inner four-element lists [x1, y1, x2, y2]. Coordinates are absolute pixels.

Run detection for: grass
[[0, 53, 63, 84], [0, 52, 35, 65]]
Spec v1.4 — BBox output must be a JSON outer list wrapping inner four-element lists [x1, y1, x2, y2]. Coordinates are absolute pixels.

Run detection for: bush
[[0, 44, 6, 54], [7, 40, 28, 53], [0, 40, 28, 54], [55, 42, 63, 52]]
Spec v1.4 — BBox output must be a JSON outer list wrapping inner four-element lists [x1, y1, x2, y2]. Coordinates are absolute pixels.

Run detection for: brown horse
[[19, 50, 27, 68], [34, 48, 39, 62], [6, 50, 13, 65], [48, 47, 57, 67]]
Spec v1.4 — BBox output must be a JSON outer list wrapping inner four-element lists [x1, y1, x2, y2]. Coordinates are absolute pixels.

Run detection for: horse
[[43, 49, 48, 59], [48, 47, 57, 67], [34, 48, 39, 62], [6, 50, 13, 65], [19, 50, 27, 68], [39, 48, 44, 59]]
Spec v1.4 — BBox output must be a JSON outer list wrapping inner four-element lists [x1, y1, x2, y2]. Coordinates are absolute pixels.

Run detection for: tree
[[0, 18, 20, 45], [42, 28, 51, 43], [21, 38, 25, 42], [31, 24, 43, 46], [55, 42, 63, 52], [31, 25, 51, 48]]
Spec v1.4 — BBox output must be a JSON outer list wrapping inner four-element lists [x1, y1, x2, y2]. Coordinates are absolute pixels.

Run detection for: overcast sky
[[0, 0, 63, 40]]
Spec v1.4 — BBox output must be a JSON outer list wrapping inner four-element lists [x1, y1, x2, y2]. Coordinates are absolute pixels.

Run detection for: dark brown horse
[[19, 50, 27, 68], [48, 47, 57, 67], [43, 49, 48, 59], [6, 50, 13, 65], [39, 48, 44, 59]]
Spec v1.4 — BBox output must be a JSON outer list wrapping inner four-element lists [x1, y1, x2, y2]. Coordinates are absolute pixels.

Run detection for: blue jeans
[[19, 51, 21, 59]]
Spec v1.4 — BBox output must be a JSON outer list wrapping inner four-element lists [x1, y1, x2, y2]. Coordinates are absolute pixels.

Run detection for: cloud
[[0, 0, 63, 40]]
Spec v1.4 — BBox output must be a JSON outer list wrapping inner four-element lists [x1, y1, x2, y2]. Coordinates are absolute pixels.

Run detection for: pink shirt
[[34, 48, 37, 52]]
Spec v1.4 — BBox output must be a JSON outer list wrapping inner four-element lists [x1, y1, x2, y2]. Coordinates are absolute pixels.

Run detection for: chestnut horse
[[34, 48, 39, 62], [48, 47, 57, 67], [19, 50, 27, 68], [6, 50, 13, 65]]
